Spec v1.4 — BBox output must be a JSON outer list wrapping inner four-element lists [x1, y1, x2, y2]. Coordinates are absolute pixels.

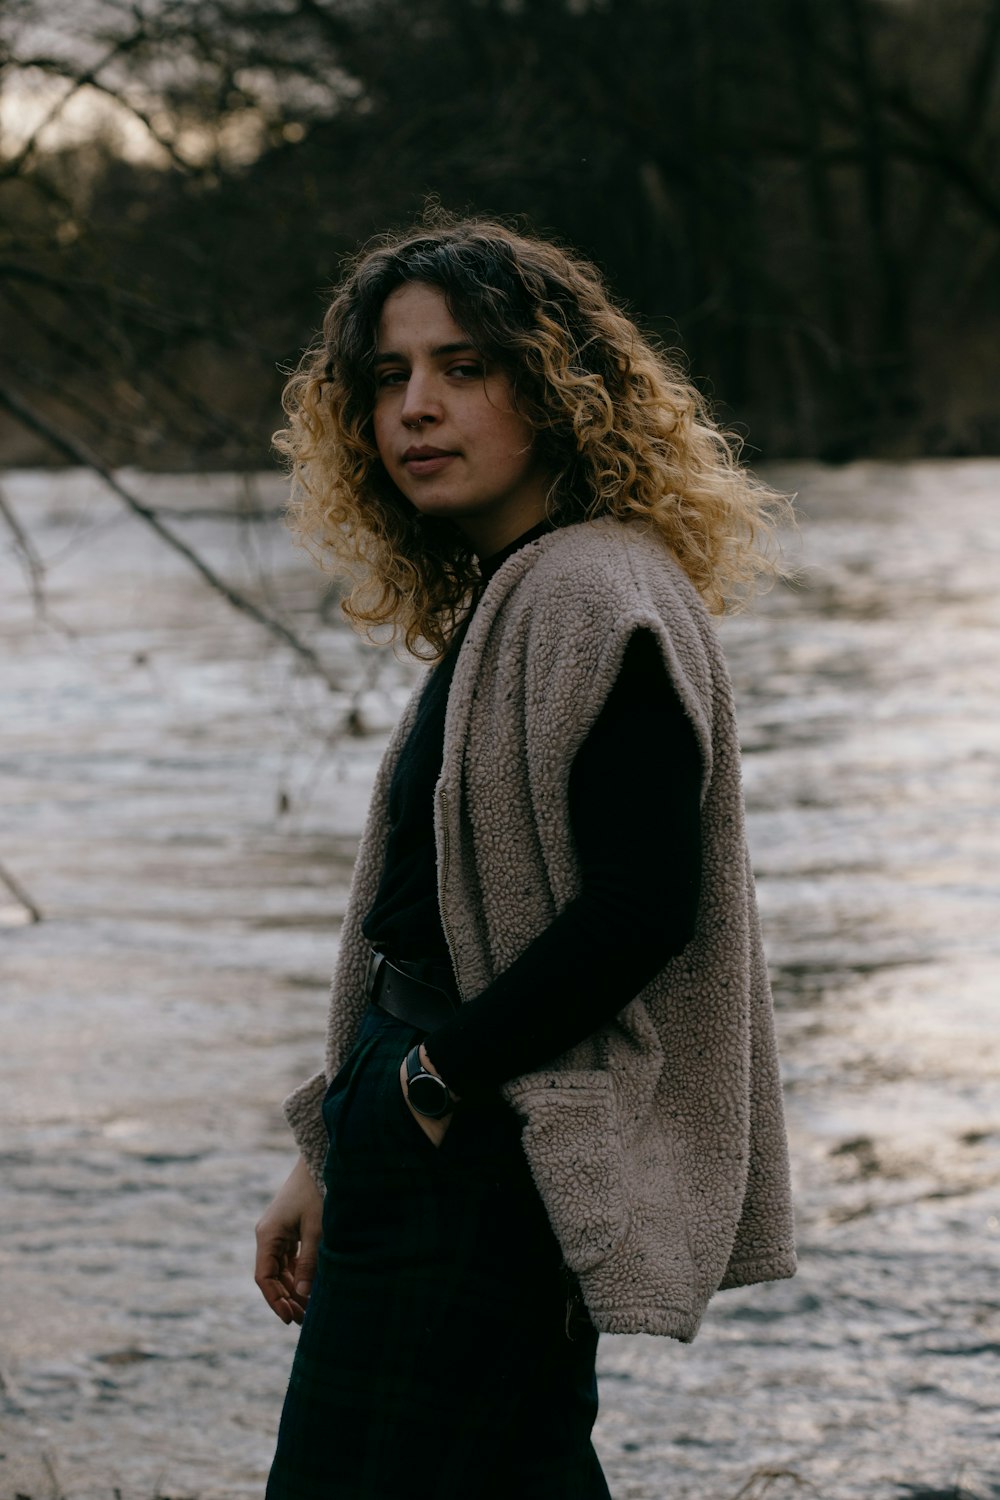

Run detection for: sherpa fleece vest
[[283, 515, 796, 1341]]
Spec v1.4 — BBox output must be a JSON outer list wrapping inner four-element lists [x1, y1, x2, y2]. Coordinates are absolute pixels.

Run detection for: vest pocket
[[510, 1070, 628, 1276]]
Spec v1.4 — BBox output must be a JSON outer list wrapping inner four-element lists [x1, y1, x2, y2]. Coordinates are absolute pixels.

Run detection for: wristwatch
[[404, 1045, 456, 1119]]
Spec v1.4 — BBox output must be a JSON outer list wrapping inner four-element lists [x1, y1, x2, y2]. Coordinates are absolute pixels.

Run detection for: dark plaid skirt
[[265, 1004, 611, 1500]]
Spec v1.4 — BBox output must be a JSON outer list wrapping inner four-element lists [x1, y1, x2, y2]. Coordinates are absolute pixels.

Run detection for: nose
[[399, 367, 443, 428]]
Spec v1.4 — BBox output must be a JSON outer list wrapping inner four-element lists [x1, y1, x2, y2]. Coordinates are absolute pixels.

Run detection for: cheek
[[478, 380, 536, 460], [476, 403, 532, 462], [500, 416, 538, 469], [371, 407, 392, 464]]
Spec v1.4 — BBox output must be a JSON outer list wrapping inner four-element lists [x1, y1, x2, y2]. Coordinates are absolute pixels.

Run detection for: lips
[[402, 445, 459, 477], [402, 445, 457, 462]]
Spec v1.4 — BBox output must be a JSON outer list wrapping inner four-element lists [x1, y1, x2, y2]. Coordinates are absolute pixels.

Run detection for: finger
[[291, 1219, 322, 1306], [257, 1275, 296, 1323], [277, 1266, 309, 1317], [255, 1247, 298, 1324]]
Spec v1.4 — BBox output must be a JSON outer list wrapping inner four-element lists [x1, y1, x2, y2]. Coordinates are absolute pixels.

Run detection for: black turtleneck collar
[[478, 519, 554, 585]]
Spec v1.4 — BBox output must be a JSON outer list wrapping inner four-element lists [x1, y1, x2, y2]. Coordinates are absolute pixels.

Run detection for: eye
[[449, 361, 484, 379], [376, 369, 408, 388]]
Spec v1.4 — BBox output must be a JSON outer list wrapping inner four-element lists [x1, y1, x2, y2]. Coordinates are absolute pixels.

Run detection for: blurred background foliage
[[1, 0, 999, 469]]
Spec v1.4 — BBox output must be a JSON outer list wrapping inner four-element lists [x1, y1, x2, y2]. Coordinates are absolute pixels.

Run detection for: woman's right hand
[[254, 1155, 324, 1325]]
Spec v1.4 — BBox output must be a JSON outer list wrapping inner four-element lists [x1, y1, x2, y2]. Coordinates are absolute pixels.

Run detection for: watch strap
[[405, 1042, 425, 1086], [405, 1044, 455, 1118]]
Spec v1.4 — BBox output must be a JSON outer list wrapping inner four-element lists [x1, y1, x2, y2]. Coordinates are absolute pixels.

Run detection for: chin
[[408, 496, 474, 524]]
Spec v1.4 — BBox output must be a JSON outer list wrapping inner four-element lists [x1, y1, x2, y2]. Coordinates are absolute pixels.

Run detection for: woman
[[255, 218, 796, 1499]]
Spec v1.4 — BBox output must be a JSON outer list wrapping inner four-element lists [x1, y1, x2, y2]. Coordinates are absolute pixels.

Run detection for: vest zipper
[[437, 787, 460, 992]]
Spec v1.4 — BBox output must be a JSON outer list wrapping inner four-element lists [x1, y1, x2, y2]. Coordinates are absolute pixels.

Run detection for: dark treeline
[[2, 0, 999, 469]]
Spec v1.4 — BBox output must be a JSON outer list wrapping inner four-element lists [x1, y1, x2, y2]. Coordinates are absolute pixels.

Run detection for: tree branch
[[0, 480, 46, 616], [0, 859, 42, 924], [0, 383, 344, 692], [0, 31, 151, 179], [0, 263, 268, 349]]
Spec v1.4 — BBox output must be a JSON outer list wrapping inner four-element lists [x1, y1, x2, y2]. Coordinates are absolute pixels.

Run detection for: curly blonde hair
[[276, 216, 790, 657]]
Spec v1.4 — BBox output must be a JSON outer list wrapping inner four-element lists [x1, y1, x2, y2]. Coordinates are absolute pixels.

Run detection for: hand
[[399, 1044, 456, 1149], [254, 1155, 324, 1325]]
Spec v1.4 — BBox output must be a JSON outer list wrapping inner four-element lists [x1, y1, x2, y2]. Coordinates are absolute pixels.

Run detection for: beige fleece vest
[[284, 515, 796, 1340]]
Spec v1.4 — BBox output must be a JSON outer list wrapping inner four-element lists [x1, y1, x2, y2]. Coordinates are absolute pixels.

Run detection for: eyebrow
[[373, 341, 479, 365]]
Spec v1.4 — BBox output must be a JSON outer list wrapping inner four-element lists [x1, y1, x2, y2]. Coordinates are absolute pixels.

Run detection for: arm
[[421, 629, 702, 1095], [254, 1154, 324, 1325]]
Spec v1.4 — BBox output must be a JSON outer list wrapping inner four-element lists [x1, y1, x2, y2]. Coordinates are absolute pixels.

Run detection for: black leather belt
[[365, 950, 460, 1033]]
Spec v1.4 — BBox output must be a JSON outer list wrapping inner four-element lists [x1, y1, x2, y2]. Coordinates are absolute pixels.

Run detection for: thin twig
[[1, 19, 199, 184], [0, 384, 343, 692], [40, 1446, 65, 1500], [0, 1360, 27, 1411], [0, 859, 42, 923], [0, 481, 47, 616], [1, 31, 151, 181], [729, 1468, 820, 1499]]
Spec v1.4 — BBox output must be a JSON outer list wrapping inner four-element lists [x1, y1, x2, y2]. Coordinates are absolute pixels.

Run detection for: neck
[[456, 494, 550, 560], [478, 517, 553, 583]]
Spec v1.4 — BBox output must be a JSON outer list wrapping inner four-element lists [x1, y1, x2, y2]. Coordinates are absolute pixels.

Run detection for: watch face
[[408, 1072, 449, 1118]]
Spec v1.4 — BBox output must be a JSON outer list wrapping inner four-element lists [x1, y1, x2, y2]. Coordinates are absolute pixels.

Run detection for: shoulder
[[460, 515, 725, 773], [518, 516, 708, 633]]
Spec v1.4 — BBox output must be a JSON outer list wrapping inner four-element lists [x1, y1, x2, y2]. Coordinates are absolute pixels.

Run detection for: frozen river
[[1, 462, 998, 1499]]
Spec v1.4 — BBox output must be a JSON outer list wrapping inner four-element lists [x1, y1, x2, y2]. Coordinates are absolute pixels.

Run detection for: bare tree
[[2, 0, 999, 485]]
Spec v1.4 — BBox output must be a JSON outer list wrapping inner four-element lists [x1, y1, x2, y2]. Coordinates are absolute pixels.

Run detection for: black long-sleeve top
[[362, 523, 703, 1097]]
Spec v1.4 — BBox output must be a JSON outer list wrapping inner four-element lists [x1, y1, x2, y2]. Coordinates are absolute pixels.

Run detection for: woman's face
[[372, 281, 549, 557]]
